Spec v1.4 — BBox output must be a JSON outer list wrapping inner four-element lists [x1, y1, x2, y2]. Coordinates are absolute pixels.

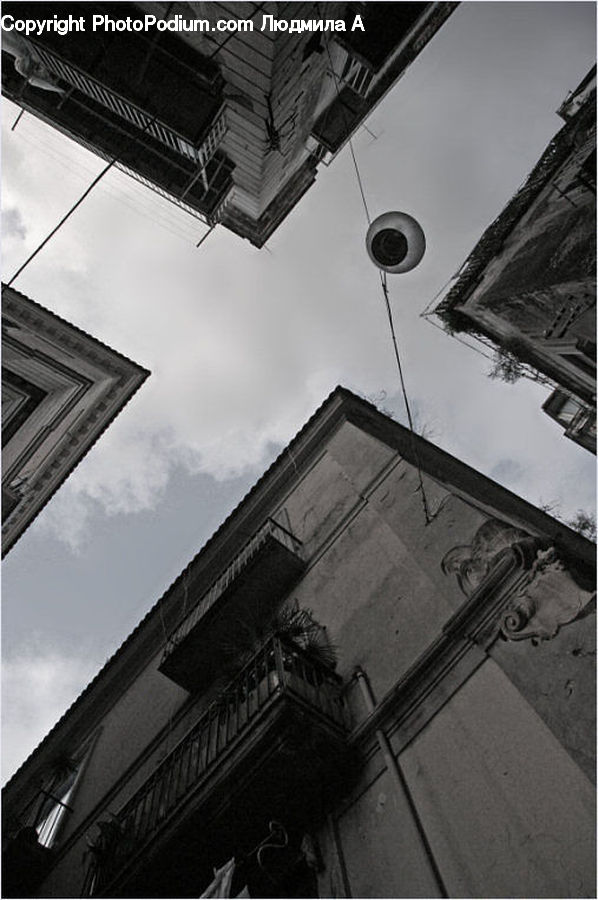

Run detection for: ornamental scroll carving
[[441, 518, 594, 645], [499, 547, 593, 645], [440, 518, 531, 597]]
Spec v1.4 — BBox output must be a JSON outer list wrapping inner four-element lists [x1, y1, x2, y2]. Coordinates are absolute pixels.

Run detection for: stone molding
[[442, 519, 594, 648], [2, 284, 149, 555], [499, 546, 593, 645]]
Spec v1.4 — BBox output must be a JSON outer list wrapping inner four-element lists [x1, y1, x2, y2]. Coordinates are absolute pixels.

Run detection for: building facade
[[3, 388, 595, 898], [432, 67, 596, 451], [1, 1, 456, 246], [542, 388, 596, 454], [1, 284, 149, 556]]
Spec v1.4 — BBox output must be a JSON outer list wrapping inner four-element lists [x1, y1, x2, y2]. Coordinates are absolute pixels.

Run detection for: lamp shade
[[366, 211, 426, 273]]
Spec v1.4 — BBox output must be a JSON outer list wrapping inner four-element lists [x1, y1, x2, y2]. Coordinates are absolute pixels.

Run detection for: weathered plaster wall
[[491, 607, 596, 782], [402, 658, 596, 899], [322, 658, 595, 898], [29, 417, 596, 898], [281, 422, 496, 700], [462, 131, 596, 339], [327, 766, 442, 898]]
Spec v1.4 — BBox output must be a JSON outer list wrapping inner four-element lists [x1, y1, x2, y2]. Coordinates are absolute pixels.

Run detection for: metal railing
[[340, 54, 374, 98], [29, 43, 227, 170], [163, 519, 303, 658], [85, 635, 345, 895]]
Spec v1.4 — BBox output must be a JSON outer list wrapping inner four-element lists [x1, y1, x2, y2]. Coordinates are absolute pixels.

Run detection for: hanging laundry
[[199, 858, 250, 898]]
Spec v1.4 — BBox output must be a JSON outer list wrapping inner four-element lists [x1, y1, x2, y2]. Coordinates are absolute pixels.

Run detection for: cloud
[[2, 5, 595, 552], [2, 640, 102, 782], [2, 206, 27, 240]]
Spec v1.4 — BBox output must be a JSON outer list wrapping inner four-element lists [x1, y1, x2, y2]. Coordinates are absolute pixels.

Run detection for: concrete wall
[[280, 422, 493, 697], [402, 658, 595, 899], [463, 128, 596, 338], [320, 659, 595, 898], [491, 608, 596, 782]]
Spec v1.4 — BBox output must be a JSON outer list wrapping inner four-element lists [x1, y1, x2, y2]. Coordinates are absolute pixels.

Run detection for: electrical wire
[[321, 32, 371, 225], [6, 157, 118, 287], [419, 271, 461, 317], [16, 123, 193, 227], [380, 272, 432, 524], [6, 93, 219, 285], [322, 30, 433, 523], [6, 111, 164, 287], [14, 129, 202, 244]]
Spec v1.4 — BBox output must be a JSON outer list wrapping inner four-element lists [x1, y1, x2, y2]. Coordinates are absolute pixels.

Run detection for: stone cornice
[[1, 284, 150, 556], [2, 285, 149, 380]]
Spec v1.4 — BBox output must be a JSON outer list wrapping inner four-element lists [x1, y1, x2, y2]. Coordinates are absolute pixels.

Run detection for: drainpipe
[[353, 667, 448, 899]]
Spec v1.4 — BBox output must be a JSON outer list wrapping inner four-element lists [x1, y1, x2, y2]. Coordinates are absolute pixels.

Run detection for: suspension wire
[[380, 272, 433, 524], [196, 223, 216, 249], [348, 137, 372, 225], [11, 107, 25, 131], [322, 32, 371, 224], [6, 158, 118, 288], [422, 313, 497, 363], [16, 129, 201, 245], [6, 113, 161, 288], [205, 2, 266, 60], [320, 29, 433, 523], [419, 271, 460, 317]]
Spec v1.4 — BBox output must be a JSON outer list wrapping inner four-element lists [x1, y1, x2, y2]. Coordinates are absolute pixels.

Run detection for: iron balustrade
[[86, 635, 346, 895], [340, 54, 374, 98], [29, 44, 227, 171], [163, 519, 303, 660], [53, 127, 219, 225]]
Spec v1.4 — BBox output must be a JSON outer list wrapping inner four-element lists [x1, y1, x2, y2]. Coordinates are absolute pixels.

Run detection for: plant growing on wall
[[566, 510, 597, 542], [219, 602, 337, 678], [487, 337, 553, 386]]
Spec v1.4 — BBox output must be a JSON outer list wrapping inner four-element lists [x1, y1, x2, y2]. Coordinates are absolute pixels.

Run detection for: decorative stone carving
[[442, 521, 595, 647], [499, 547, 594, 644], [441, 518, 532, 596]]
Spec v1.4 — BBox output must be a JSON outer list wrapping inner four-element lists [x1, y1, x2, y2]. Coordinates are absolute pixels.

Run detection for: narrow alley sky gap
[[2, 2, 596, 781]]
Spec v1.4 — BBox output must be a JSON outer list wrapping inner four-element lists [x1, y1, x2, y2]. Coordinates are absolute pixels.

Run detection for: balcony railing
[[29, 43, 228, 171], [160, 519, 305, 690], [339, 54, 374, 98], [85, 636, 347, 896]]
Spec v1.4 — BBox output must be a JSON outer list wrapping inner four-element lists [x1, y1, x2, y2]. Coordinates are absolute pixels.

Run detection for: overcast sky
[[2, 2, 596, 782]]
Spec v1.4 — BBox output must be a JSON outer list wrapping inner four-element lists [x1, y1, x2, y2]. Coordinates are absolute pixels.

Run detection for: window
[[34, 763, 79, 848], [26, 734, 98, 849], [556, 395, 583, 425]]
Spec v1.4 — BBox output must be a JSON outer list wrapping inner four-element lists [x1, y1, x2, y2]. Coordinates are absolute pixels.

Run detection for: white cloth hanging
[[199, 858, 250, 898]]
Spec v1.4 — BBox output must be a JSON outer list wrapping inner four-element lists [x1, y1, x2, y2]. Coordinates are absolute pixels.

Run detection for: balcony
[[29, 44, 228, 171], [159, 519, 306, 691], [85, 636, 351, 898]]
